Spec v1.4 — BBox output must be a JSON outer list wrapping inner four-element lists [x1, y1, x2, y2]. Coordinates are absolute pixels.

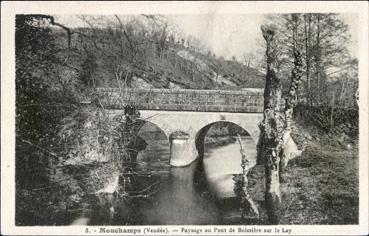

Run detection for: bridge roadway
[[96, 88, 264, 113], [96, 88, 265, 167]]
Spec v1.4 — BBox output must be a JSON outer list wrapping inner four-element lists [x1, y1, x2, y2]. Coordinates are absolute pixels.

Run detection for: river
[[71, 125, 257, 225]]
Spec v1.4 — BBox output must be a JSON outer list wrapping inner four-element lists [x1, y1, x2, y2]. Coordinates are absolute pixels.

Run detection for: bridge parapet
[[95, 88, 264, 113]]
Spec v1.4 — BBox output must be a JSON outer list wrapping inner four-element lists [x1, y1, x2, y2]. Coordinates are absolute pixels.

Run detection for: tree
[[311, 14, 350, 105], [279, 14, 304, 180], [243, 52, 255, 67], [79, 48, 98, 88], [263, 13, 352, 106], [259, 15, 304, 223], [304, 14, 313, 104], [74, 15, 178, 88], [16, 15, 59, 142], [15, 15, 77, 192], [259, 25, 284, 224]]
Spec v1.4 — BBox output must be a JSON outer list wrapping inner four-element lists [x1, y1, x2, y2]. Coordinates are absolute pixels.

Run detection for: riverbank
[[15, 107, 129, 225], [204, 136, 237, 148], [247, 138, 358, 224], [204, 122, 247, 149]]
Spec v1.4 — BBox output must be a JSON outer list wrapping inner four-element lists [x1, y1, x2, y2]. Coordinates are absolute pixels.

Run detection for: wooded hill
[[51, 16, 265, 93]]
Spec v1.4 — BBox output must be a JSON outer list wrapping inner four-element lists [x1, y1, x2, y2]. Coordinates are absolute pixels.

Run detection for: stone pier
[[169, 131, 198, 167]]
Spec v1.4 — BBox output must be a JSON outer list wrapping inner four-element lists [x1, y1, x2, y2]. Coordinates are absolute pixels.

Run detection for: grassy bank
[[247, 139, 358, 224], [280, 141, 358, 224]]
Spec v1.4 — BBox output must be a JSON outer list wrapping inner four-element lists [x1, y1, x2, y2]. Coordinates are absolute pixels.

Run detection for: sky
[[170, 14, 265, 61], [55, 14, 358, 61]]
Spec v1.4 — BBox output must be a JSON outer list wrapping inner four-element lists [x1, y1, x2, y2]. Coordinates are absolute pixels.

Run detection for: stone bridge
[[96, 88, 264, 167]]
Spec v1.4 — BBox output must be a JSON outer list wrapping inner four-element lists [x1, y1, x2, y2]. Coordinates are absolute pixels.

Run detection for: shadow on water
[[137, 160, 221, 225], [73, 160, 221, 225], [71, 125, 257, 225]]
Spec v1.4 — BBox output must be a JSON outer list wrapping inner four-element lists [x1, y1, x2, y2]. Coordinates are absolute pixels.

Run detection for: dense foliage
[[15, 15, 78, 225], [15, 15, 76, 187]]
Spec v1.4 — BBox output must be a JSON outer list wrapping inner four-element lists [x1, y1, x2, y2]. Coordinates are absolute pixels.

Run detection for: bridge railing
[[95, 88, 264, 113]]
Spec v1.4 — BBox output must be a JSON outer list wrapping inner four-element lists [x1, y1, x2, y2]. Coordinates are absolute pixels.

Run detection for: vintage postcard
[[1, 1, 368, 235]]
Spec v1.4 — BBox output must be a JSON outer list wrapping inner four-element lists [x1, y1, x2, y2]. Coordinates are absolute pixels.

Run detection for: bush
[[294, 104, 358, 134]]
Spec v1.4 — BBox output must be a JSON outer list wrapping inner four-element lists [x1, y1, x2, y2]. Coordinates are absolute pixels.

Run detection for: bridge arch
[[194, 121, 255, 158], [135, 119, 170, 164], [139, 110, 263, 167], [136, 119, 170, 141]]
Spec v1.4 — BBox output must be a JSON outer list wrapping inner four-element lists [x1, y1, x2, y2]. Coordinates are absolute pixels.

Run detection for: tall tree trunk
[[330, 92, 335, 128], [338, 76, 348, 107], [304, 14, 312, 106], [260, 25, 284, 224], [315, 14, 321, 105], [280, 14, 304, 182]]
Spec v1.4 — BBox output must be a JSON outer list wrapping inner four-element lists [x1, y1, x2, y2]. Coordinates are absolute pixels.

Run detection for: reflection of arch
[[195, 121, 253, 157]]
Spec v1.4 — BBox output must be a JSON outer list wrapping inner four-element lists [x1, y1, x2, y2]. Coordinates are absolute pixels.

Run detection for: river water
[[71, 127, 257, 225]]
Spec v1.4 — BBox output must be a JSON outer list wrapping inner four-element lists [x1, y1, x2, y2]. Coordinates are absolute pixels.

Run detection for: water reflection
[[71, 124, 257, 225], [140, 161, 220, 225], [203, 137, 257, 198]]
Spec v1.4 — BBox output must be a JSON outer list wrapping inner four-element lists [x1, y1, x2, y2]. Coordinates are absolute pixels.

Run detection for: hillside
[[52, 27, 265, 91]]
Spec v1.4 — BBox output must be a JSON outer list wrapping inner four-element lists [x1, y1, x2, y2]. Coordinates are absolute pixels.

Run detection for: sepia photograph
[[1, 1, 368, 235]]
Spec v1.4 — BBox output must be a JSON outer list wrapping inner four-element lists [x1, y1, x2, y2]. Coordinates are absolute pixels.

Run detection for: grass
[[247, 140, 359, 225], [280, 141, 358, 224]]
